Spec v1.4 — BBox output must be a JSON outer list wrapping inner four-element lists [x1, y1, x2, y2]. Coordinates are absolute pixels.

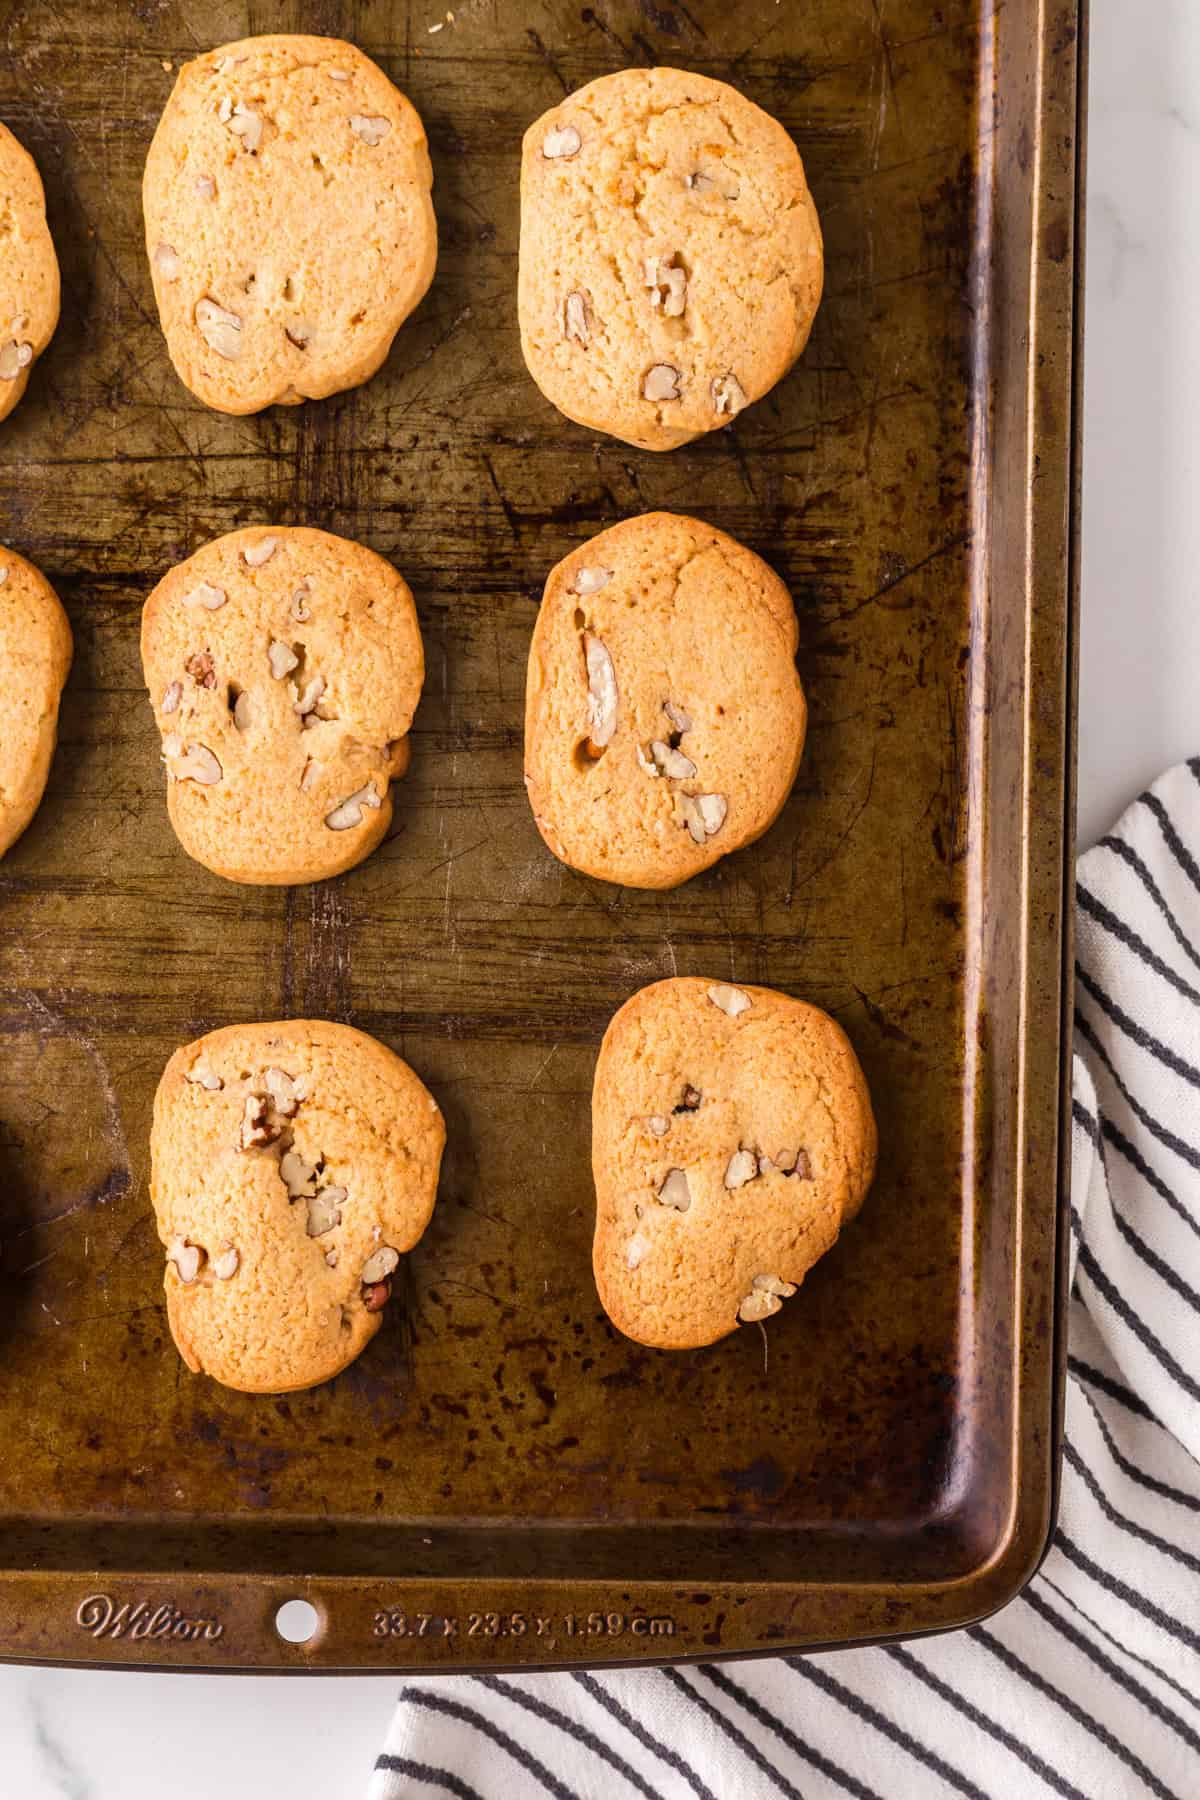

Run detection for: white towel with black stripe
[[368, 760, 1200, 1800]]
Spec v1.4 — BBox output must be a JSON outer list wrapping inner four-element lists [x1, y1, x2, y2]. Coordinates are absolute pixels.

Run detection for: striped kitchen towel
[[369, 760, 1200, 1800]]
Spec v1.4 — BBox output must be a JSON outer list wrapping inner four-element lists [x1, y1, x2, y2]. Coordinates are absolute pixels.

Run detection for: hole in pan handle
[[274, 1597, 321, 1645]]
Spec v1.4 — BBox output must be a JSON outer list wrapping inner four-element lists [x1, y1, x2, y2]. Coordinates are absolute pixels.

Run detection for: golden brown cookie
[[592, 978, 876, 1350], [0, 122, 60, 423], [143, 35, 437, 414], [524, 512, 805, 889], [150, 1020, 445, 1393], [519, 66, 823, 451], [0, 548, 72, 857], [141, 526, 424, 886]]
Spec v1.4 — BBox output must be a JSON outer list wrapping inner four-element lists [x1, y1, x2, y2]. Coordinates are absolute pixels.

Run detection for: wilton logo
[[75, 1594, 224, 1642]]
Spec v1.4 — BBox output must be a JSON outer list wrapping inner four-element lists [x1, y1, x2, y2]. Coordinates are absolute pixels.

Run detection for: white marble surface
[[0, 5, 1187, 1795], [1076, 0, 1200, 849]]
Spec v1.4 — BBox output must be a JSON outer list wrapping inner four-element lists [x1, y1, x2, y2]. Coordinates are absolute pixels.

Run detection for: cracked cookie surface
[[151, 1019, 444, 1393], [141, 525, 424, 884], [592, 978, 876, 1350], [519, 65, 822, 451], [0, 122, 60, 424], [524, 511, 806, 889], [0, 548, 72, 857], [144, 34, 436, 414]]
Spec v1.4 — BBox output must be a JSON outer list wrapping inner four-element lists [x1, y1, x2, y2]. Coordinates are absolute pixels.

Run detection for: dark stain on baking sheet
[[0, 0, 1075, 1663]]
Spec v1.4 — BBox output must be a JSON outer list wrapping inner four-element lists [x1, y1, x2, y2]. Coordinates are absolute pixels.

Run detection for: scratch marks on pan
[[393, 304, 475, 419], [853, 981, 922, 1049], [636, 0, 681, 37], [37, 77, 208, 475], [721, 423, 759, 501], [453, 1194, 517, 1232], [304, 881, 354, 1023], [635, 0, 709, 40], [659, 921, 679, 979], [382, 833, 491, 899], [580, 8, 635, 61], [435, 1274, 518, 1315], [482, 451, 520, 541], [525, 28, 570, 94], [281, 885, 297, 1016], [821, 533, 969, 626], [444, 855, 457, 958], [750, 385, 919, 457], [12, 988, 132, 1209], [8, 1166, 132, 1254], [524, 1042, 561, 1091], [16, 1248, 61, 1278], [787, 745, 879, 898], [867, 0, 901, 170], [491, 610, 507, 701]]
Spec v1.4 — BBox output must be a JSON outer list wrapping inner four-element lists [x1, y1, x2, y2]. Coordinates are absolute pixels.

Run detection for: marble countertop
[[3, 5, 1191, 1795], [1075, 0, 1200, 850]]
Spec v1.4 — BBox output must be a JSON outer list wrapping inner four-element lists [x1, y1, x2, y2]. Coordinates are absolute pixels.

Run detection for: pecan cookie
[[0, 122, 60, 424], [524, 512, 806, 889], [141, 526, 424, 885], [592, 979, 876, 1350], [151, 1020, 444, 1393], [144, 34, 436, 413], [519, 66, 823, 450], [0, 548, 72, 857]]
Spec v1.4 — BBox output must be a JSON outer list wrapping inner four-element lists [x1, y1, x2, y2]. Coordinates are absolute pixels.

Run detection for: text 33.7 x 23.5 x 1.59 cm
[[372, 1609, 677, 1642]]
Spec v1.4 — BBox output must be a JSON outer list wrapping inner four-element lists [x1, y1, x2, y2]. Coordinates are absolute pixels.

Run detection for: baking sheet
[[0, 0, 1080, 1668]]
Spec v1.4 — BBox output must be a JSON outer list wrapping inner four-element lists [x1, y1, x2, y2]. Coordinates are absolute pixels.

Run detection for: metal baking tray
[[0, 0, 1082, 1670]]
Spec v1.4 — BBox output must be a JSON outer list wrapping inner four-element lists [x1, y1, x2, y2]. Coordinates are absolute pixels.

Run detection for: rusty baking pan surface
[[0, 0, 1080, 1669]]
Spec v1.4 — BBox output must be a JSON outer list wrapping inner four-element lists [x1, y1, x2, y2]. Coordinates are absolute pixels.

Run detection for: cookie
[[519, 66, 823, 451], [592, 978, 876, 1350], [150, 1019, 445, 1393], [143, 35, 437, 414], [0, 122, 60, 423], [141, 526, 424, 885], [0, 548, 72, 857], [524, 511, 805, 889]]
